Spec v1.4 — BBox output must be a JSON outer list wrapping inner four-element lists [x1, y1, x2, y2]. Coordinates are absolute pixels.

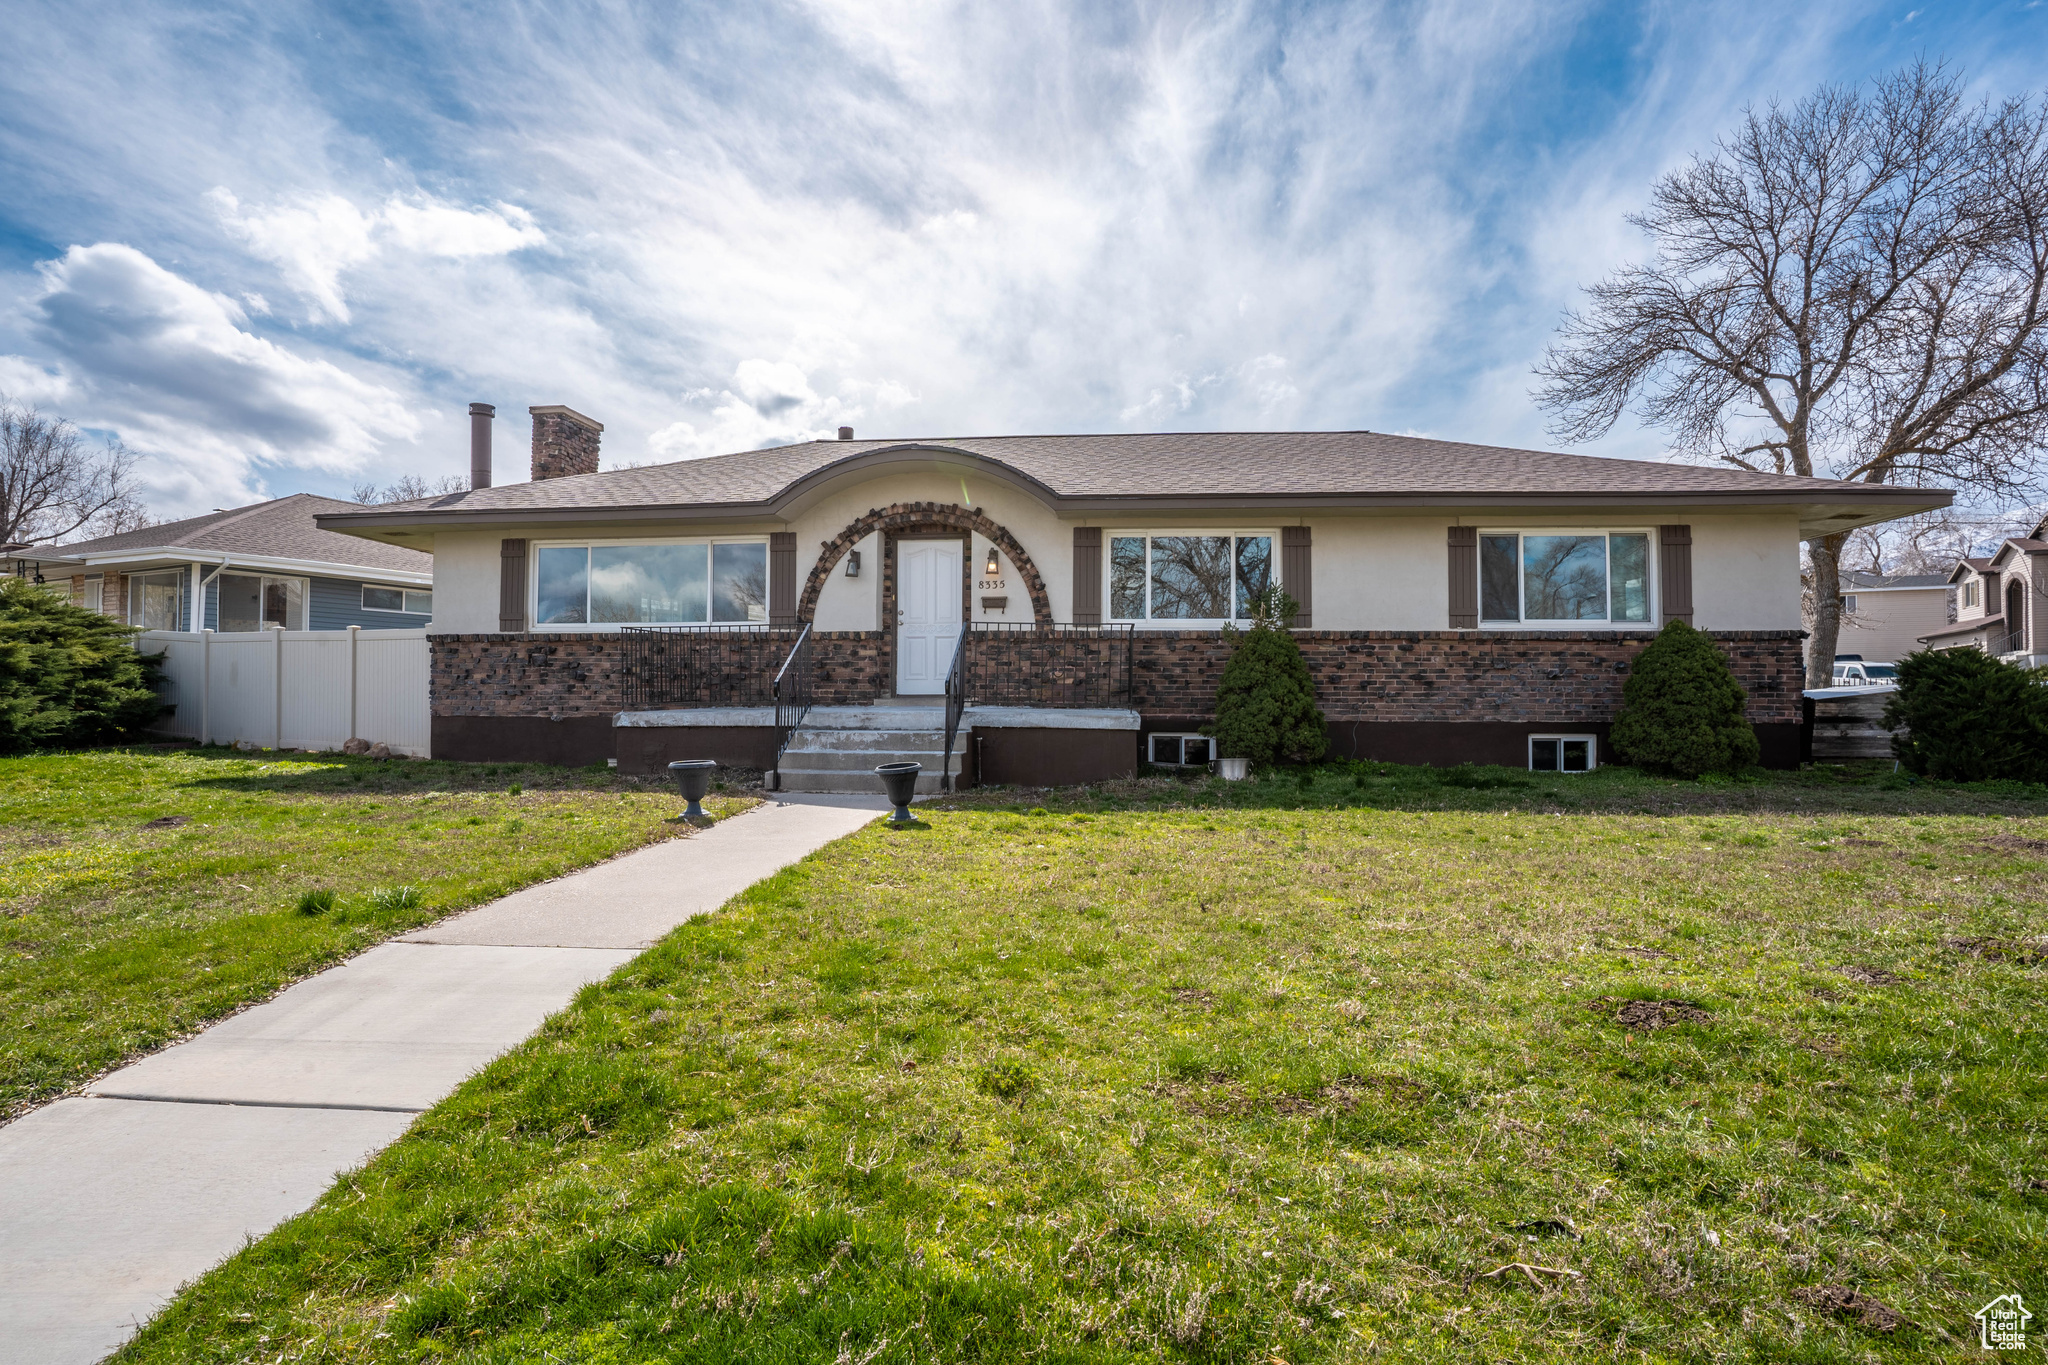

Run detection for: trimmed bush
[[1205, 586, 1327, 765], [1885, 648, 2048, 783], [1609, 619, 1758, 778], [0, 577, 164, 753]]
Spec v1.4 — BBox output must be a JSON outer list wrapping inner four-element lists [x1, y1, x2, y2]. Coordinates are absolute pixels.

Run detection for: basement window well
[[1529, 735, 1596, 773], [1149, 733, 1214, 767]]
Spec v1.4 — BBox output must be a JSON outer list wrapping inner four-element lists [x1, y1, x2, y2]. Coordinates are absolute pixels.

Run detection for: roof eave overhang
[[22, 546, 432, 585], [318, 487, 1949, 536]]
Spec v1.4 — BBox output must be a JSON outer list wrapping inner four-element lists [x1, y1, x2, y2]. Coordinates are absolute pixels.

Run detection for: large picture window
[[534, 540, 768, 626], [1479, 531, 1652, 626], [128, 570, 185, 631], [1108, 533, 1273, 622], [219, 573, 307, 631]]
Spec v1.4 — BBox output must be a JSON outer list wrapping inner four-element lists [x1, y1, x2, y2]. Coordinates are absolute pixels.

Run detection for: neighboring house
[[2, 495, 434, 633], [319, 410, 1945, 786], [1833, 570, 1952, 664], [1923, 521, 2048, 666]]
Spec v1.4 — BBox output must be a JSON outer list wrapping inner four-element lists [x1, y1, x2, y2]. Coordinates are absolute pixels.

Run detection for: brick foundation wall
[[1132, 630, 1805, 725], [431, 630, 894, 717], [433, 628, 1804, 726]]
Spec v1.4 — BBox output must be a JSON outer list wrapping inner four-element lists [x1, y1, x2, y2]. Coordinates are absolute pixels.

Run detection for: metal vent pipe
[[469, 402, 495, 489]]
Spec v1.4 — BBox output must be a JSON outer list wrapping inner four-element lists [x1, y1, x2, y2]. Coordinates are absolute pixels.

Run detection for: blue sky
[[0, 0, 2042, 518]]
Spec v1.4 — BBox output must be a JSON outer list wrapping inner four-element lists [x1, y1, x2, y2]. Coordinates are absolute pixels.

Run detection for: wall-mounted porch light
[[984, 546, 1000, 576], [845, 549, 861, 577]]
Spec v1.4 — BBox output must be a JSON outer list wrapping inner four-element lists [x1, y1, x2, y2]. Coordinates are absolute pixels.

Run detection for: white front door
[[896, 540, 962, 694]]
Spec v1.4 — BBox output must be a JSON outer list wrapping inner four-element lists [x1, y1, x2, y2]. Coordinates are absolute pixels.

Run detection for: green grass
[[0, 746, 753, 1118], [116, 771, 2046, 1362]]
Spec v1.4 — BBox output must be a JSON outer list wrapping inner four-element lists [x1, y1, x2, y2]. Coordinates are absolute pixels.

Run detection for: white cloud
[[25, 243, 421, 506], [650, 358, 860, 459], [0, 355, 76, 405], [209, 189, 545, 323]]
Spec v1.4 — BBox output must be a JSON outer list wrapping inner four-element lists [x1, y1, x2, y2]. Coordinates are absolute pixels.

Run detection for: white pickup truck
[[1831, 656, 1898, 687]]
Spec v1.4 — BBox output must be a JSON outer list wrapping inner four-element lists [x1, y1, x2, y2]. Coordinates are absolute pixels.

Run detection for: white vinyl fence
[[139, 628, 431, 757]]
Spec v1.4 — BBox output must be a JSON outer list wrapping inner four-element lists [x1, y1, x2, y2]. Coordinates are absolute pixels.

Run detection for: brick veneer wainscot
[[433, 628, 1804, 724], [430, 632, 893, 717], [1131, 630, 1805, 724]]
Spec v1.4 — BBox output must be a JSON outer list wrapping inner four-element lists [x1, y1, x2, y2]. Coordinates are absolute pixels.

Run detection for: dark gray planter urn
[[874, 761, 921, 824], [667, 760, 717, 818]]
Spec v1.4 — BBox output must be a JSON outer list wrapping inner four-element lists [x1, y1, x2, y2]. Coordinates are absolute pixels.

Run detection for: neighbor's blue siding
[[310, 576, 431, 630], [199, 575, 430, 631]]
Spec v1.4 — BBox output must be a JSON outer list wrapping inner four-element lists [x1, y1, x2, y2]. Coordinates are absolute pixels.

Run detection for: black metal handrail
[[619, 625, 800, 709], [940, 624, 969, 792], [1996, 630, 2029, 657], [961, 622, 1135, 709], [773, 622, 813, 770]]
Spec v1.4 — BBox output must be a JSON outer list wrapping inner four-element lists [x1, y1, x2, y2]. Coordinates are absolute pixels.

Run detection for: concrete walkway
[[0, 793, 886, 1365]]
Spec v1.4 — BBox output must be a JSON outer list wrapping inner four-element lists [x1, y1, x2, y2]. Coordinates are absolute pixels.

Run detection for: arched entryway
[[798, 501, 1051, 625], [2007, 577, 2026, 653]]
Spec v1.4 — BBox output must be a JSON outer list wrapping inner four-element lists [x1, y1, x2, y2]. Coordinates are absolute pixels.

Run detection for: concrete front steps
[[773, 706, 967, 795]]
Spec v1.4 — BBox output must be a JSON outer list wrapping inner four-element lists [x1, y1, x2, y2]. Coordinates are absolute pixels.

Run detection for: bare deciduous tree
[[0, 398, 146, 547], [351, 474, 469, 504], [1535, 64, 2048, 686]]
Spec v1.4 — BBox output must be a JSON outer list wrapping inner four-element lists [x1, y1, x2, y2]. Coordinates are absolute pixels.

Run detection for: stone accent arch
[[799, 501, 1052, 625]]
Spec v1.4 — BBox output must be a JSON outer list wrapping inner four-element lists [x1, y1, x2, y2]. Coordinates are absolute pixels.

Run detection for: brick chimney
[[528, 405, 603, 480]]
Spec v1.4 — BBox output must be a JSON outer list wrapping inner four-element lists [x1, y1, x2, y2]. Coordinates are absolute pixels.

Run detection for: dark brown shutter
[[1658, 525, 1694, 625], [1072, 526, 1102, 624], [768, 531, 797, 625], [1447, 526, 1477, 629], [498, 538, 527, 632], [1280, 526, 1312, 628]]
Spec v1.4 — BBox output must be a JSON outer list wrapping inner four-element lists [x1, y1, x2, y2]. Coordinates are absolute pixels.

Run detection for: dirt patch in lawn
[[139, 815, 189, 829], [1790, 1284, 1909, 1333], [1585, 997, 1712, 1029], [1166, 986, 1216, 1007], [1611, 945, 1673, 960], [1979, 834, 2048, 854], [1840, 965, 1900, 985], [1945, 936, 2048, 966]]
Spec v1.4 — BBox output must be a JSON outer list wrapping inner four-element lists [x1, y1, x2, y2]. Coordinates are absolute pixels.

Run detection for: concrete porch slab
[[963, 706, 1140, 730], [0, 1097, 411, 1365], [88, 943, 637, 1111]]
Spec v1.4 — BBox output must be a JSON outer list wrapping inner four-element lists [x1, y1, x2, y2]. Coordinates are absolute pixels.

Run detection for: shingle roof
[[330, 430, 1948, 520], [50, 494, 431, 573]]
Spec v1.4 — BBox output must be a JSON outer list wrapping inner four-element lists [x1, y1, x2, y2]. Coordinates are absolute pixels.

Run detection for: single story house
[[1923, 521, 2048, 666], [1834, 570, 1952, 665], [319, 411, 1945, 788], [3, 494, 435, 633]]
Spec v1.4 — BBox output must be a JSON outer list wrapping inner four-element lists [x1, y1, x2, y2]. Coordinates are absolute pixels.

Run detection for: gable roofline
[[1947, 556, 1997, 584], [313, 434, 1952, 543]]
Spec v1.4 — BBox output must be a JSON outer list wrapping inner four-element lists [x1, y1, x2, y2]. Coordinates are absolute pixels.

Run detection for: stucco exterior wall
[[420, 471, 1809, 635]]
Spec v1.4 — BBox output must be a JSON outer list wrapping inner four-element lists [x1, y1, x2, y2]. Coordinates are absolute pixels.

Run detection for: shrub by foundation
[[1610, 619, 1759, 778], [1885, 647, 2048, 783], [1207, 587, 1327, 765]]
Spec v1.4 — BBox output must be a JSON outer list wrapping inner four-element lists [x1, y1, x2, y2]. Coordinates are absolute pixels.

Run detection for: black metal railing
[[1996, 630, 2030, 657], [940, 625, 970, 792], [773, 623, 813, 767], [959, 623, 1136, 709], [619, 625, 803, 709]]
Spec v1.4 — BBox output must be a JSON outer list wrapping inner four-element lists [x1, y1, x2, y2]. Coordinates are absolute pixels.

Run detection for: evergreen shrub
[[1609, 619, 1758, 778], [1884, 647, 2048, 783], [1206, 586, 1327, 765], [0, 577, 165, 752]]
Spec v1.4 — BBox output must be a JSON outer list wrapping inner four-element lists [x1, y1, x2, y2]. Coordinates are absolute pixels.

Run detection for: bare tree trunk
[[1806, 532, 1850, 689]]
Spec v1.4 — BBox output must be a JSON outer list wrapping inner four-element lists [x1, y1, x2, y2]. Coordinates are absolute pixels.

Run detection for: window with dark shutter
[[1073, 527, 1102, 624], [769, 532, 797, 625], [1657, 525, 1693, 625], [1281, 526, 1312, 627], [1447, 526, 1477, 628], [498, 538, 528, 632]]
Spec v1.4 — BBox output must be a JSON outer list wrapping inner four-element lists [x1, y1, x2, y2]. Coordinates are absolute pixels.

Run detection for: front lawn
[[121, 779, 2045, 1361], [0, 747, 752, 1119]]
